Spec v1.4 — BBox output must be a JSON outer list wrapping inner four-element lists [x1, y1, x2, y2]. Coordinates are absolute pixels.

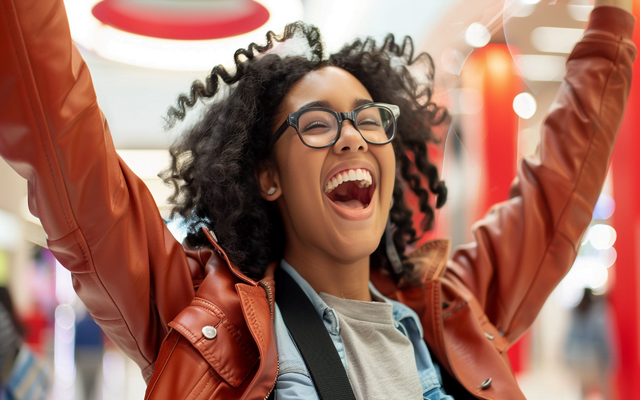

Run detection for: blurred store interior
[[1, 0, 639, 399]]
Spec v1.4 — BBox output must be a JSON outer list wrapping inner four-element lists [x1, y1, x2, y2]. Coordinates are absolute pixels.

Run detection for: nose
[[333, 120, 368, 154]]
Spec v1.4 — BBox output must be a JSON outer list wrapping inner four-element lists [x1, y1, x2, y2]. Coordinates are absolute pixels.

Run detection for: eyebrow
[[353, 98, 373, 108], [298, 100, 331, 111], [298, 98, 373, 112]]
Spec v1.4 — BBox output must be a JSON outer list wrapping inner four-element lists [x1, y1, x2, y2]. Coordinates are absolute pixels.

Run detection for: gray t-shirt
[[319, 292, 424, 400]]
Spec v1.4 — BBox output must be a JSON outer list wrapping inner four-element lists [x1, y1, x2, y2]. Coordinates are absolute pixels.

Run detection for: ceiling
[[0, 0, 589, 248], [77, 0, 588, 149], [82, 0, 460, 150]]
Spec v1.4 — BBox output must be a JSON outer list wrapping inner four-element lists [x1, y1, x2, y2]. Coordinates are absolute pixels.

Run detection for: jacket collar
[[369, 239, 451, 303], [402, 239, 452, 285], [202, 225, 451, 294], [202, 227, 259, 286]]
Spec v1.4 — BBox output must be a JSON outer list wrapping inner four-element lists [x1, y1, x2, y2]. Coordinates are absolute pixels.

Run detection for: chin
[[328, 229, 383, 263]]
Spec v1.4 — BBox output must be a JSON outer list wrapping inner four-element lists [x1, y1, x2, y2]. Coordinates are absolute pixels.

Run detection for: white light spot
[[557, 254, 610, 307], [598, 247, 617, 268], [514, 54, 566, 81], [55, 261, 78, 305], [503, 0, 538, 18], [556, 276, 584, 308], [593, 193, 615, 220], [521, 0, 540, 4], [531, 27, 584, 54], [54, 304, 76, 400], [465, 23, 491, 48], [513, 93, 537, 119], [584, 264, 609, 290], [588, 224, 617, 250]]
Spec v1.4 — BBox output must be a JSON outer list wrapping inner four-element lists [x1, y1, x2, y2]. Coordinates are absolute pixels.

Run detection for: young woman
[[0, 0, 635, 399]]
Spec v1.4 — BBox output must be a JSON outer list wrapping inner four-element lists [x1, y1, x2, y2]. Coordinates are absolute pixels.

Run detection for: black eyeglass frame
[[267, 102, 401, 151]]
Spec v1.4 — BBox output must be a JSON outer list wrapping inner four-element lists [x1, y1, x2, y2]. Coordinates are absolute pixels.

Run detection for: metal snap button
[[484, 331, 495, 340], [480, 378, 492, 390], [202, 325, 217, 340]]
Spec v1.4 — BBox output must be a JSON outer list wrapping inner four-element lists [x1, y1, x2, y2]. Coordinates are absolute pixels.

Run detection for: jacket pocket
[[186, 370, 219, 400], [145, 330, 223, 400], [168, 297, 259, 388]]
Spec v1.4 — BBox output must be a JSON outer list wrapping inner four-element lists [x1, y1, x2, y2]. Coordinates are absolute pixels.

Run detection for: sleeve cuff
[[588, 6, 636, 40]]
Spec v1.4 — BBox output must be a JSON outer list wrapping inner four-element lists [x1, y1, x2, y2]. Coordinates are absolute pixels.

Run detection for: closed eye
[[358, 118, 382, 126], [301, 121, 330, 133]]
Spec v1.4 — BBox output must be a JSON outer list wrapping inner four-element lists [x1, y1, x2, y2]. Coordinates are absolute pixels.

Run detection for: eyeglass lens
[[297, 106, 395, 147]]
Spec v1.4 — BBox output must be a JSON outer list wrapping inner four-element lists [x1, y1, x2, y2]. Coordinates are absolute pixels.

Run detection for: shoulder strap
[[274, 267, 356, 400]]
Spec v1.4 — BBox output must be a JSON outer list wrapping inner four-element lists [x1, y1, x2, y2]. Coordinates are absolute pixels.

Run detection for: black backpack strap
[[274, 267, 357, 400]]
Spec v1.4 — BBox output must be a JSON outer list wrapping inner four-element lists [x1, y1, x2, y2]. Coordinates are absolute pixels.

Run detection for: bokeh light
[[513, 92, 537, 119], [588, 224, 617, 250], [593, 193, 615, 220], [465, 23, 491, 48], [598, 246, 617, 268]]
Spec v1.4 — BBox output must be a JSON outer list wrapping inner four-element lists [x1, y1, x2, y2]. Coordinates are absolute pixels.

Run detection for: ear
[[256, 162, 282, 201]]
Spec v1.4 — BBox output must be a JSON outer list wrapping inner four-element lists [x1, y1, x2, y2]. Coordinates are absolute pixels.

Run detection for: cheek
[[277, 146, 325, 202], [379, 147, 397, 196]]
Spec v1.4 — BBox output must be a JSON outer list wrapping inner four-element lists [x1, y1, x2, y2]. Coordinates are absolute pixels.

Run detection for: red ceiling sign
[[92, 0, 270, 40]]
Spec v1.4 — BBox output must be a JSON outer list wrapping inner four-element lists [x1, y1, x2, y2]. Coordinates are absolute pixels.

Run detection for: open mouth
[[324, 168, 375, 210]]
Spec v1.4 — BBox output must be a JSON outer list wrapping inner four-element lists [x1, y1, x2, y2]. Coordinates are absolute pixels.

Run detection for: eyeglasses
[[267, 102, 400, 150]]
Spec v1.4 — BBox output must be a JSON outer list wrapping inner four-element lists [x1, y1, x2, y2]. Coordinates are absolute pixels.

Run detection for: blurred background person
[[0, 287, 23, 398], [0, 287, 49, 400], [74, 308, 104, 400], [564, 288, 616, 400]]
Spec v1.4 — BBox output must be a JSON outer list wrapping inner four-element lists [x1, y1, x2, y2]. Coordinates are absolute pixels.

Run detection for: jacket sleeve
[[444, 6, 636, 345], [0, 0, 197, 379]]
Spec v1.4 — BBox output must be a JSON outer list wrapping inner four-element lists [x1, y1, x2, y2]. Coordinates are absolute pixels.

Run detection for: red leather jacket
[[0, 0, 635, 398]]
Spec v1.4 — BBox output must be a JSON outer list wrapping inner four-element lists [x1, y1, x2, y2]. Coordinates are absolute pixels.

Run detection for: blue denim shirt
[[274, 261, 453, 399]]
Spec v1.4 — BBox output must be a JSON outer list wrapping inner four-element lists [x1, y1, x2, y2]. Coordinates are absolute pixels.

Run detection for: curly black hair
[[161, 21, 448, 281]]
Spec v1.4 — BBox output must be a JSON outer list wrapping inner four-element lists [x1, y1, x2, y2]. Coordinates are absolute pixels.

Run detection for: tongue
[[333, 199, 365, 209]]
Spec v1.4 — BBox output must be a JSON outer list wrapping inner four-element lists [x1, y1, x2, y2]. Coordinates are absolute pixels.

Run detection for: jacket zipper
[[262, 360, 279, 400], [259, 280, 279, 400], [259, 280, 275, 319]]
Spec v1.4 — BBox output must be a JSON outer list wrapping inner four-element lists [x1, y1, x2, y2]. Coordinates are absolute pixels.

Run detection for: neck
[[283, 249, 372, 302]]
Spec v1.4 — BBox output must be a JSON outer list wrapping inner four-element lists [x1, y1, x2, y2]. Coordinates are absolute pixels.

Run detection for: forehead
[[279, 66, 373, 114]]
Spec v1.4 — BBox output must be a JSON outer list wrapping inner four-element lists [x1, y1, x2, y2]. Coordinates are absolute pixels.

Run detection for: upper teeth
[[324, 169, 373, 194]]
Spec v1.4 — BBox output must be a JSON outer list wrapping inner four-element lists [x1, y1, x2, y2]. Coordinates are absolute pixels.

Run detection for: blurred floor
[[519, 367, 583, 400]]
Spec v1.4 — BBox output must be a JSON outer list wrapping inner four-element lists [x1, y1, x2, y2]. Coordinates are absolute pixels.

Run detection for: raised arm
[[0, 0, 196, 380], [444, 5, 636, 344]]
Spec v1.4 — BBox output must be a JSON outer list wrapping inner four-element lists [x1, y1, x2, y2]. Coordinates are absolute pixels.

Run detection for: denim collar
[[280, 260, 341, 335], [279, 260, 423, 338]]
